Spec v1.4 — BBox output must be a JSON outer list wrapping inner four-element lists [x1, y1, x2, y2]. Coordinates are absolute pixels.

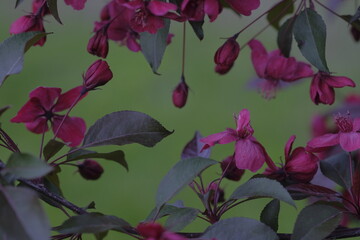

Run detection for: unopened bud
[[172, 76, 189, 108], [221, 156, 245, 181], [87, 28, 109, 58], [83, 60, 113, 92], [78, 159, 104, 180], [214, 36, 240, 74]]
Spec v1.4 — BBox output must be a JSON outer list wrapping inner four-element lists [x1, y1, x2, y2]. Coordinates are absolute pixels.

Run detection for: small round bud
[[78, 159, 104, 180], [172, 77, 189, 108]]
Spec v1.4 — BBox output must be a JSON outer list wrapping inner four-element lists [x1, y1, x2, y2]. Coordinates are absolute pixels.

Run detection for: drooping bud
[[172, 76, 189, 108], [220, 156, 245, 181], [87, 28, 109, 58], [214, 36, 240, 74], [78, 159, 104, 180], [351, 26, 360, 42], [83, 60, 113, 92]]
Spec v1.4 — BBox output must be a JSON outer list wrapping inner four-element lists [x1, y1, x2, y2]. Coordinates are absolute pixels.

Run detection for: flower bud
[[172, 77, 189, 108], [220, 156, 245, 181], [284, 148, 318, 183], [214, 37, 240, 74], [78, 159, 104, 180], [87, 29, 109, 58], [83, 60, 113, 91], [351, 26, 360, 42]]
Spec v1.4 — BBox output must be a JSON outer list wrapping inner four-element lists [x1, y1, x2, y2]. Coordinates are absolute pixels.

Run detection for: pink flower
[[181, 0, 222, 22], [248, 39, 313, 99], [10, 15, 46, 46], [64, 0, 87, 10], [87, 26, 109, 58], [32, 0, 50, 17], [172, 77, 189, 108], [11, 87, 86, 147], [264, 135, 319, 183], [83, 60, 113, 91], [201, 109, 272, 172], [136, 223, 187, 240], [307, 113, 360, 152], [214, 36, 240, 74], [122, 0, 178, 34], [310, 71, 355, 105]]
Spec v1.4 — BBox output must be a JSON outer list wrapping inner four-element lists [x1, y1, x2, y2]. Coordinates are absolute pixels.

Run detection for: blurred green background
[[0, 0, 359, 239]]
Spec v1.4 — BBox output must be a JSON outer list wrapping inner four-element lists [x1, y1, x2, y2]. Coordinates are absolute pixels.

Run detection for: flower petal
[[52, 116, 86, 147], [53, 86, 86, 112], [306, 133, 339, 152], [248, 39, 268, 78], [29, 87, 61, 111], [25, 117, 48, 134], [147, 0, 177, 16], [284, 135, 296, 161], [11, 98, 44, 123], [234, 139, 267, 172], [200, 130, 236, 150], [339, 132, 360, 152], [224, 0, 260, 16]]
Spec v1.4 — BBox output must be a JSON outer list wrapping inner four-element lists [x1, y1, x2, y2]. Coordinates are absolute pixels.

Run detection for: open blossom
[[82, 60, 113, 92], [214, 36, 240, 74], [310, 71, 355, 105], [10, 14, 46, 46], [307, 113, 360, 152], [264, 135, 319, 183], [248, 39, 313, 99], [136, 223, 187, 240], [11, 87, 86, 147], [121, 0, 178, 34], [201, 109, 272, 172]]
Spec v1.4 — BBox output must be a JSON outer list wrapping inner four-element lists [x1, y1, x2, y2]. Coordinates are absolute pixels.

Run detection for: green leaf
[[4, 153, 52, 180], [267, 0, 294, 30], [320, 151, 351, 190], [140, 19, 170, 74], [94, 231, 108, 240], [260, 199, 280, 232], [189, 21, 204, 40], [165, 207, 200, 231], [0, 32, 47, 87], [83, 111, 172, 148], [67, 149, 128, 171], [0, 186, 50, 240], [202, 217, 279, 240], [277, 17, 296, 57], [156, 157, 217, 208], [230, 178, 296, 207], [181, 131, 210, 160], [145, 204, 180, 221], [293, 8, 329, 72], [54, 213, 130, 234], [46, 0, 62, 24], [291, 204, 342, 240], [43, 140, 65, 161]]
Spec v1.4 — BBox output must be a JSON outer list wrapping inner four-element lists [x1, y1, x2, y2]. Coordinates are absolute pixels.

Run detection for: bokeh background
[[0, 0, 359, 239]]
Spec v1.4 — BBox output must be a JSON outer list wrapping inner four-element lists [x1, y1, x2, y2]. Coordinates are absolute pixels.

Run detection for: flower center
[[42, 110, 54, 120], [133, 8, 148, 27], [335, 115, 353, 133]]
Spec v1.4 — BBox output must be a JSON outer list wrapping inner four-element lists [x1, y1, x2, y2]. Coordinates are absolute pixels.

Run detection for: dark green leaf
[[181, 131, 210, 160], [277, 17, 296, 57], [15, 0, 24, 8], [0, 106, 10, 118], [145, 204, 180, 221], [43, 140, 65, 161], [291, 204, 341, 240], [202, 217, 279, 240], [267, 0, 294, 29], [140, 19, 170, 74], [67, 149, 128, 171], [189, 21, 204, 40], [165, 207, 199, 231], [0, 32, 47, 86], [0, 186, 50, 240], [293, 8, 329, 72], [4, 153, 52, 179], [46, 0, 62, 24], [230, 178, 295, 207], [260, 199, 280, 232], [54, 213, 130, 234], [350, 6, 360, 23], [94, 231, 108, 240], [320, 151, 351, 190], [83, 111, 172, 148], [156, 157, 217, 208]]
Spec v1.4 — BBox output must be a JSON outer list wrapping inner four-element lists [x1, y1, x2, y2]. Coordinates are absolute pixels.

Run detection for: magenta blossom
[[248, 39, 313, 99], [214, 36, 240, 74], [10, 14, 46, 46], [136, 222, 187, 240], [11, 87, 86, 147], [172, 77, 189, 108], [121, 0, 178, 34], [64, 0, 87, 10], [307, 113, 360, 152], [310, 71, 355, 105], [83, 60, 113, 92], [201, 109, 272, 172], [264, 135, 319, 183]]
